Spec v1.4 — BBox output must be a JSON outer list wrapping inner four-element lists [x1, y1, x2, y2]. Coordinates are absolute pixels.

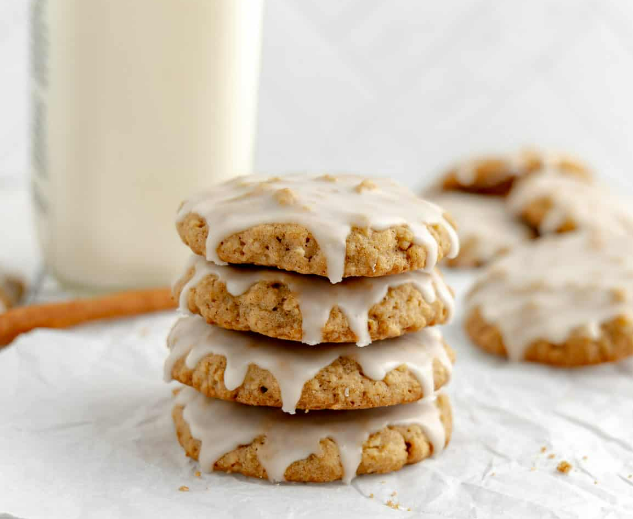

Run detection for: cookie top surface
[[174, 255, 454, 345], [428, 192, 532, 267], [508, 171, 633, 235], [165, 316, 453, 413], [465, 231, 633, 361], [176, 174, 459, 283], [173, 386, 449, 483], [440, 149, 591, 195]]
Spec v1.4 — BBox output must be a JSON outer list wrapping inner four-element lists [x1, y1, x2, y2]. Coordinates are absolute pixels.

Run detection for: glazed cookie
[[508, 171, 633, 235], [0, 272, 24, 312], [176, 174, 459, 283], [439, 149, 590, 196], [172, 386, 452, 483], [166, 316, 454, 413], [427, 192, 532, 268], [465, 232, 633, 366], [174, 255, 454, 346]]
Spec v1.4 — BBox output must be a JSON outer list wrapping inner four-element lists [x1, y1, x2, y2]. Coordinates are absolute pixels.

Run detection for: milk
[[30, 0, 264, 290]]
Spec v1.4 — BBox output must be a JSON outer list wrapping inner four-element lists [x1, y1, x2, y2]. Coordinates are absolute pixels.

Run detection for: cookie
[[166, 316, 454, 413], [174, 255, 454, 346], [465, 232, 633, 366], [508, 171, 633, 235], [0, 272, 24, 312], [427, 192, 532, 268], [439, 149, 590, 196], [176, 174, 459, 283], [172, 386, 452, 483]]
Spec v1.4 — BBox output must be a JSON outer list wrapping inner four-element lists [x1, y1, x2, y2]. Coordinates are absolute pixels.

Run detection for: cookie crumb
[[628, 475, 632, 479], [594, 480, 598, 485], [195, 471, 201, 478], [407, 508, 412, 512], [530, 467, 536, 472], [491, 472, 496, 476], [355, 179, 378, 193], [557, 461, 572, 474], [318, 174, 338, 183], [582, 456, 588, 461], [391, 491, 397, 497], [611, 288, 628, 303], [386, 500, 400, 510], [540, 446, 547, 453], [179, 486, 190, 492], [548, 454, 556, 459], [369, 493, 374, 499]]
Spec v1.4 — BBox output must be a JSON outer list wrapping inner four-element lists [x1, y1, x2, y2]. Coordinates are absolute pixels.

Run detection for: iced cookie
[[465, 232, 633, 366], [427, 192, 532, 267], [176, 174, 459, 283], [172, 386, 452, 483], [439, 150, 590, 196], [0, 272, 24, 312], [508, 171, 633, 235], [174, 255, 454, 346], [166, 316, 454, 413]]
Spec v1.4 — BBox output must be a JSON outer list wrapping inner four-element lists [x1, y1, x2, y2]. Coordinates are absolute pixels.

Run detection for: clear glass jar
[[30, 0, 264, 292]]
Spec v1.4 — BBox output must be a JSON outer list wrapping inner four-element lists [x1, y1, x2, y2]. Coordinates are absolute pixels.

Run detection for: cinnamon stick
[[0, 287, 176, 347]]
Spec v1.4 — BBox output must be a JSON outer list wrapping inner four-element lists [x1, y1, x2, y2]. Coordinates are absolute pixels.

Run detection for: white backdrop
[[2, 0, 633, 191]]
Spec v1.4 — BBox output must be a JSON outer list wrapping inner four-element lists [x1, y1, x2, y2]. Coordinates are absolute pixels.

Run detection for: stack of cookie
[[165, 174, 460, 483]]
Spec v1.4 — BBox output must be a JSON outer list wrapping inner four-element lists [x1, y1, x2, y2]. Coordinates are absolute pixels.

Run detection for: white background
[[3, 0, 633, 189]]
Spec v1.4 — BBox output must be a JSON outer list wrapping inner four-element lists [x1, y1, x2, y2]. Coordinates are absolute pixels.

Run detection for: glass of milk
[[30, 0, 264, 292]]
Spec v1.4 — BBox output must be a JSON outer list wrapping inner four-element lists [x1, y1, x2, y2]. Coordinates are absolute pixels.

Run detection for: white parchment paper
[[1, 272, 632, 519]]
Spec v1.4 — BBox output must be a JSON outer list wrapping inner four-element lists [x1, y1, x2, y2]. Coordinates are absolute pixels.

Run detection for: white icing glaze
[[466, 231, 633, 361], [176, 254, 454, 346], [508, 171, 633, 235], [165, 316, 452, 414], [175, 386, 446, 484], [429, 192, 531, 265], [176, 174, 459, 283]]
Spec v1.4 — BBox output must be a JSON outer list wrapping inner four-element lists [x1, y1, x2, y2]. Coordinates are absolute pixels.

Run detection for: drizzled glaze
[[176, 254, 454, 346], [176, 174, 459, 283], [429, 192, 531, 265], [166, 316, 452, 413], [508, 171, 633, 235], [175, 386, 446, 483], [466, 231, 633, 361]]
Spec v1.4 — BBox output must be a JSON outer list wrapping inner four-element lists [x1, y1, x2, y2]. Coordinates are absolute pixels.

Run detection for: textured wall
[[3, 0, 633, 190]]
